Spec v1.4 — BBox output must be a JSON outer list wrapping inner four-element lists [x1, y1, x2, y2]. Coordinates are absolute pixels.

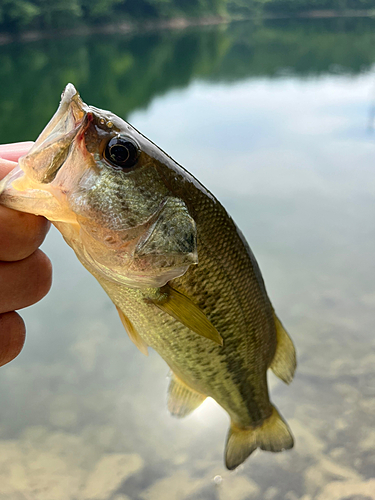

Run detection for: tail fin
[[225, 406, 294, 470]]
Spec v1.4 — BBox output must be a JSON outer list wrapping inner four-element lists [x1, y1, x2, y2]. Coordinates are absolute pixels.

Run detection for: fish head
[[0, 84, 198, 288]]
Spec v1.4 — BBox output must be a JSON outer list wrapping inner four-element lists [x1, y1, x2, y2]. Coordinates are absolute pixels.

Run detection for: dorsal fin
[[168, 373, 206, 418], [150, 285, 223, 346], [269, 313, 296, 384], [116, 306, 148, 356]]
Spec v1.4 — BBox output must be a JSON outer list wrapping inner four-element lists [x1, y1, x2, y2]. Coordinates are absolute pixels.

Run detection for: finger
[[0, 312, 26, 367], [0, 157, 17, 179], [0, 205, 50, 261], [0, 249, 52, 313], [0, 154, 50, 261], [0, 142, 34, 162]]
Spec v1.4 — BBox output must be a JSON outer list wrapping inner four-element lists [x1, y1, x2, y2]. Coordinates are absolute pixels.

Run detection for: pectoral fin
[[269, 313, 296, 384], [116, 306, 148, 356], [151, 286, 223, 346], [168, 373, 206, 418]]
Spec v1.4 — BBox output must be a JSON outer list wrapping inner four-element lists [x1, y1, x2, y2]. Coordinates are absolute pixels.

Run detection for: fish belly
[[99, 275, 275, 428]]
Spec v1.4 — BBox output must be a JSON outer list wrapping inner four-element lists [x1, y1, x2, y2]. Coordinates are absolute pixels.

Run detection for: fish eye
[[104, 136, 139, 169]]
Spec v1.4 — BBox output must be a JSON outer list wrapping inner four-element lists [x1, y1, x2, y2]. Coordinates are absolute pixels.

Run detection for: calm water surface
[[0, 17, 375, 500]]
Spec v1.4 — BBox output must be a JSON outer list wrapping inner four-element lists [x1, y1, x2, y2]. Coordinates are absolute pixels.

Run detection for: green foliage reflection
[[1, 0, 375, 32], [1, 17, 375, 142]]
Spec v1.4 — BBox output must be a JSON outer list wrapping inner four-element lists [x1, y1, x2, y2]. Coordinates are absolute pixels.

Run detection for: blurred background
[[1, 2, 375, 499]]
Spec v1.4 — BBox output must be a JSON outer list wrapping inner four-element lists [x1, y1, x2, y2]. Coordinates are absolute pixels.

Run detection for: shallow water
[[0, 17, 375, 500]]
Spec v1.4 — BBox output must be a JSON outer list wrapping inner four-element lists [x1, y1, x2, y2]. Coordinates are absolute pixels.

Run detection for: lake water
[[1, 16, 375, 500]]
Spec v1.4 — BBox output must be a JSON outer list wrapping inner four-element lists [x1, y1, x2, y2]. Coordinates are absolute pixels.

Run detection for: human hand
[[0, 142, 52, 366]]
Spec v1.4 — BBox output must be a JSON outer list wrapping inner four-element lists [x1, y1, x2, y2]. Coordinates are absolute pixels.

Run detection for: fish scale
[[96, 173, 277, 426]]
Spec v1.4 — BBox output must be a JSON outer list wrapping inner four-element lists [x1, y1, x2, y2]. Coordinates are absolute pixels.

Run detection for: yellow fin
[[225, 406, 294, 470], [152, 286, 223, 346], [168, 373, 206, 418], [269, 313, 296, 384], [116, 306, 148, 356]]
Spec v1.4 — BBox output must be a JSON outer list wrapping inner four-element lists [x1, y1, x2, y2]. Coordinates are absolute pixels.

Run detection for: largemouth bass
[[0, 84, 296, 470]]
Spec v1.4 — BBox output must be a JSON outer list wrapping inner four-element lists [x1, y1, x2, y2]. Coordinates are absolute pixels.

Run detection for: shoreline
[[0, 9, 374, 46]]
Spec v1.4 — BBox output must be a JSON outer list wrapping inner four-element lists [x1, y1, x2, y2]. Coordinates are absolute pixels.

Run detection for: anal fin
[[116, 306, 148, 356], [168, 373, 206, 418], [225, 405, 294, 470], [270, 313, 296, 384]]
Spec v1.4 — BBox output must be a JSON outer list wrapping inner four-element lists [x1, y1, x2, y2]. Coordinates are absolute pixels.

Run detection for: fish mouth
[[18, 83, 88, 184], [0, 84, 90, 218]]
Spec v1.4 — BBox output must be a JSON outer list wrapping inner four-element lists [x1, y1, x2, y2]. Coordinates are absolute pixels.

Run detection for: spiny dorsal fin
[[168, 373, 206, 418], [151, 286, 223, 346], [225, 405, 294, 470], [269, 313, 296, 384], [116, 306, 148, 356]]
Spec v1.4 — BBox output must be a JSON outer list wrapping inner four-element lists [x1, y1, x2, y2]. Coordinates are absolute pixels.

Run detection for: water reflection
[[1, 16, 375, 500], [1, 17, 375, 143]]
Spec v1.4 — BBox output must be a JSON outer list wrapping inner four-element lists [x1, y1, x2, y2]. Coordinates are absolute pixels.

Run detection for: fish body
[[0, 84, 296, 469]]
